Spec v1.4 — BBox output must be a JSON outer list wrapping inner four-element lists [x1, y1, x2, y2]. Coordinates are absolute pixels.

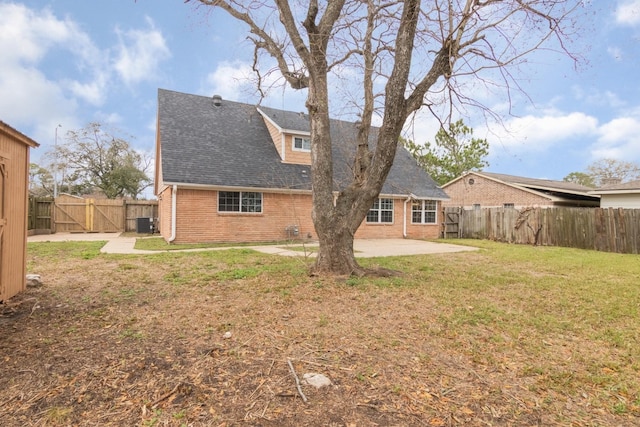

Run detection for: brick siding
[[158, 188, 441, 243]]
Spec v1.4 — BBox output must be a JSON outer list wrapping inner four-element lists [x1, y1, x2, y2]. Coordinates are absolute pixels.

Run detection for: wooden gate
[[54, 195, 124, 232], [28, 197, 53, 232], [443, 207, 462, 238]]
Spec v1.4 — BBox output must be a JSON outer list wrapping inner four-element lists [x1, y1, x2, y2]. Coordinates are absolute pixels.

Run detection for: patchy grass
[[2, 239, 639, 426]]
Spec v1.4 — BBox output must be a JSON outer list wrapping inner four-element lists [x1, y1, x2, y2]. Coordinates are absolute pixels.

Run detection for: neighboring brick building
[[154, 89, 448, 244], [442, 171, 599, 209]]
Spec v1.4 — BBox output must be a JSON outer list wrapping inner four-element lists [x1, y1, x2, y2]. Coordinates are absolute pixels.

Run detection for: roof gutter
[[403, 194, 416, 238], [168, 185, 177, 243]]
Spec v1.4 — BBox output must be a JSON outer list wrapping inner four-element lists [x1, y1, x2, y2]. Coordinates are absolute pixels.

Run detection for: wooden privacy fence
[[28, 195, 157, 233], [446, 206, 640, 254], [28, 196, 54, 233]]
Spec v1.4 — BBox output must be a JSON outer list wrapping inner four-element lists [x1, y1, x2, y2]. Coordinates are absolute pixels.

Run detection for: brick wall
[[354, 199, 442, 240], [158, 187, 442, 243], [442, 173, 552, 208]]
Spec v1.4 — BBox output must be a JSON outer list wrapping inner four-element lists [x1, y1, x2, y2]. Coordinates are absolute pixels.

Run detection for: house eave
[[518, 184, 599, 199], [162, 181, 448, 201], [256, 107, 310, 136], [161, 181, 312, 195], [0, 120, 40, 148], [589, 190, 640, 196]]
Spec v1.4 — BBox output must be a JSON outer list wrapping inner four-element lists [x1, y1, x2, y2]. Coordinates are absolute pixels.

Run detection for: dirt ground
[[1, 243, 637, 426]]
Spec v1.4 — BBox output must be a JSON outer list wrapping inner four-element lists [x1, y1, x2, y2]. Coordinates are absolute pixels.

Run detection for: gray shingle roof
[[480, 172, 595, 195], [157, 89, 447, 199], [590, 179, 640, 193]]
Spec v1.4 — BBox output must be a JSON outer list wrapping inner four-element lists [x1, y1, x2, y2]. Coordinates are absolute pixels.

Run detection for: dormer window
[[293, 136, 311, 152]]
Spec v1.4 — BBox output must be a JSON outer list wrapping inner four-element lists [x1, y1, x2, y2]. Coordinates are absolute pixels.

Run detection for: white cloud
[[201, 60, 308, 112], [571, 86, 626, 109], [0, 4, 71, 63], [0, 2, 109, 136], [591, 115, 640, 160], [113, 17, 171, 86], [202, 61, 256, 100], [65, 77, 109, 106], [481, 111, 599, 151], [615, 0, 640, 26]]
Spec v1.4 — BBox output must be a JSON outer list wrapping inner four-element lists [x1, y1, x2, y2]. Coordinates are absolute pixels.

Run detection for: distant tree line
[[564, 159, 640, 188], [29, 123, 152, 200]]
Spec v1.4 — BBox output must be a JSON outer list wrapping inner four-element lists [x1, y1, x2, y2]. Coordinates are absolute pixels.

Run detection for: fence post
[[122, 199, 127, 231]]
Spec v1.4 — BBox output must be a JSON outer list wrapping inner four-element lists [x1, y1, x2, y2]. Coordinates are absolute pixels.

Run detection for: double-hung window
[[293, 136, 311, 151], [218, 191, 262, 213], [367, 198, 394, 223], [411, 200, 437, 224]]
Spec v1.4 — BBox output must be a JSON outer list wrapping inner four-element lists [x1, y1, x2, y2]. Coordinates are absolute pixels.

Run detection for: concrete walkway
[[27, 233, 478, 257]]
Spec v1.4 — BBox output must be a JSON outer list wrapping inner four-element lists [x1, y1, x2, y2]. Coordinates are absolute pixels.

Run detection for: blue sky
[[1, 0, 640, 188]]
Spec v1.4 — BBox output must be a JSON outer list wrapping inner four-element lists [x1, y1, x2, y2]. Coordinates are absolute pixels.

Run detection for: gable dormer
[[257, 107, 311, 166]]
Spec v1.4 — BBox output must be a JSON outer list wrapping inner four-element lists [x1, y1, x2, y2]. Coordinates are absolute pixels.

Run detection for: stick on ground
[[286, 359, 308, 404]]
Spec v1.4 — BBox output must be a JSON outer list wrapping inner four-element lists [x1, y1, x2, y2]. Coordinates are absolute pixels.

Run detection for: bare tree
[[191, 0, 583, 276], [57, 123, 152, 199], [586, 158, 640, 187]]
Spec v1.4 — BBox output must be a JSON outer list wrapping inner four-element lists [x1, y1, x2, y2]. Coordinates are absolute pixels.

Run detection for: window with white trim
[[218, 191, 262, 213], [366, 198, 394, 223], [293, 136, 311, 151], [411, 200, 437, 224]]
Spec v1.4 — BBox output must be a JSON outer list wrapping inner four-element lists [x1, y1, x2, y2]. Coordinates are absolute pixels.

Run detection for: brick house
[[154, 89, 448, 244], [442, 171, 599, 209], [589, 180, 640, 208]]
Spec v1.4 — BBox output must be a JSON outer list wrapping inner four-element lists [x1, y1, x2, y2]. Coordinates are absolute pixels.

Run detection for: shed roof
[[157, 89, 447, 199], [0, 120, 40, 148]]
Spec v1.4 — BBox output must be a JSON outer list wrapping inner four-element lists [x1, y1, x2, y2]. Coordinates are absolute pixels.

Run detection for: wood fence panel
[[124, 201, 158, 232], [92, 199, 124, 232], [448, 206, 640, 254], [54, 194, 89, 233], [27, 197, 53, 231], [30, 196, 158, 233]]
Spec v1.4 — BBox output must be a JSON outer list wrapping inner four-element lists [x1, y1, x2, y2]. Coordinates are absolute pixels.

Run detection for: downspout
[[168, 185, 177, 243], [403, 194, 417, 238]]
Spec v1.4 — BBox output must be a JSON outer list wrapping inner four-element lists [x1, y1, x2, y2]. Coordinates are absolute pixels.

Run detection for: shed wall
[[0, 128, 32, 301]]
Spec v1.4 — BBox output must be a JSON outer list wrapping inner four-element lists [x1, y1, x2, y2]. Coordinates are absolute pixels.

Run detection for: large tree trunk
[[310, 183, 379, 276], [313, 221, 360, 276]]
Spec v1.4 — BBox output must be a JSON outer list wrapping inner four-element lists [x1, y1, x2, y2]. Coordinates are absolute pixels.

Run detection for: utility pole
[[53, 124, 61, 198]]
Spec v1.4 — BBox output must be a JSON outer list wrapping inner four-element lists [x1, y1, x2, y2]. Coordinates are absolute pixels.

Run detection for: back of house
[[154, 89, 448, 244]]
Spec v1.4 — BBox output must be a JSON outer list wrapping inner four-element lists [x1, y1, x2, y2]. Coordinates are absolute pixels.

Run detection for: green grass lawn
[[19, 238, 640, 426]]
